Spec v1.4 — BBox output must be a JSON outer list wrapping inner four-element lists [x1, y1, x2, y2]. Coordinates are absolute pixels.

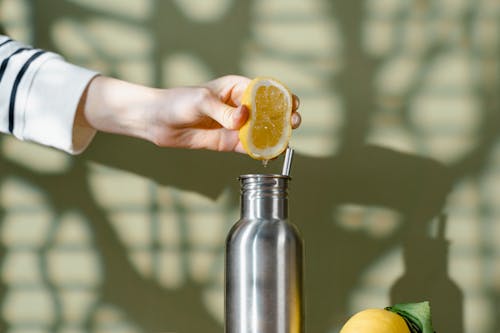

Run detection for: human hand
[[148, 75, 301, 152], [81, 75, 301, 153]]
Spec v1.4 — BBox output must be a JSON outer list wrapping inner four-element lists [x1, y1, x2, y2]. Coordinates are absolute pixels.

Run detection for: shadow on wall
[[85, 135, 467, 333], [30, 0, 251, 85], [83, 91, 500, 332], [2, 0, 500, 332]]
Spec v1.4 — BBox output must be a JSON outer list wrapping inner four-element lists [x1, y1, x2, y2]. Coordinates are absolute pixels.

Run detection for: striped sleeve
[[0, 35, 98, 154]]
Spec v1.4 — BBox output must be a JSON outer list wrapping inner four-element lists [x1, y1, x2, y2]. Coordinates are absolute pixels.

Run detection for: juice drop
[[262, 159, 269, 167]]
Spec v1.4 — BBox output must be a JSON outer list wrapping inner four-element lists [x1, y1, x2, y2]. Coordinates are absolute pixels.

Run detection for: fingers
[[291, 112, 301, 129], [206, 76, 300, 110], [233, 105, 249, 129], [234, 141, 246, 154], [204, 99, 249, 130], [204, 76, 301, 130], [291, 95, 301, 129], [204, 75, 251, 107], [190, 127, 245, 153], [292, 94, 300, 111]]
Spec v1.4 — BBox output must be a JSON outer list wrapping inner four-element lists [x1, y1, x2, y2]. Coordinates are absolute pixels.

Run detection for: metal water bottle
[[225, 174, 304, 333]]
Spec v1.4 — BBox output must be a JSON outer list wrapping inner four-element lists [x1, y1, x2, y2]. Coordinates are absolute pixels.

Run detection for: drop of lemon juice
[[262, 159, 269, 167]]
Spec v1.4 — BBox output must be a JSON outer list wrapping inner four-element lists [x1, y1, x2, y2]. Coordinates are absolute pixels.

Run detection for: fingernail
[[293, 95, 300, 110], [234, 106, 243, 119], [234, 105, 248, 127], [292, 112, 301, 128]]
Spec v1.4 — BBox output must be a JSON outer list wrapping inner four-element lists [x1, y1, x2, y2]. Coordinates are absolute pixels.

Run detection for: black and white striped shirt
[[0, 35, 98, 154]]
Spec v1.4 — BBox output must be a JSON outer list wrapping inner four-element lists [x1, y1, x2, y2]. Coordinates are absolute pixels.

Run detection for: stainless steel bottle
[[225, 174, 304, 333]]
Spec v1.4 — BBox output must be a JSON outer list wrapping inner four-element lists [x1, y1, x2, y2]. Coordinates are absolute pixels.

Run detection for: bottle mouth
[[238, 174, 291, 181], [238, 174, 290, 198]]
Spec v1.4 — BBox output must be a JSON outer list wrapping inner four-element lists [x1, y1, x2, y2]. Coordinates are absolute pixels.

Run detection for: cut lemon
[[239, 77, 293, 160]]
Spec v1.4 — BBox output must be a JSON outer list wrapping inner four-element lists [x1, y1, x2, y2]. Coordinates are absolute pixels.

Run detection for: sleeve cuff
[[21, 55, 99, 154]]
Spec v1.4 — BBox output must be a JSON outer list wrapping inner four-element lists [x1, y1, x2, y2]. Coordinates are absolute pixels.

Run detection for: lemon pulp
[[251, 85, 287, 149]]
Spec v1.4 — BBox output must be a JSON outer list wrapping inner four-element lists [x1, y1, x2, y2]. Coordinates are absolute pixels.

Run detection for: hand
[[80, 75, 301, 153], [149, 75, 301, 152]]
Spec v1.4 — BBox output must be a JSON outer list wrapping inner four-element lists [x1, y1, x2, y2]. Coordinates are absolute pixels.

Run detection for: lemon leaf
[[385, 301, 435, 333]]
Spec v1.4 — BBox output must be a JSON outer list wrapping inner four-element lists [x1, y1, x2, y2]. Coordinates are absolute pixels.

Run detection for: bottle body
[[225, 175, 304, 333]]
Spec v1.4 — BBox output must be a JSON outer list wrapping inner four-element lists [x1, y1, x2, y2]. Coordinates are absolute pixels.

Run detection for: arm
[[78, 75, 301, 153], [78, 75, 252, 152], [1, 34, 300, 154], [79, 75, 248, 153]]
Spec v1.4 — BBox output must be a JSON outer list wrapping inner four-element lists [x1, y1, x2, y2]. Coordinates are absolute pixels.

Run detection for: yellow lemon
[[340, 308, 411, 333], [239, 77, 293, 160]]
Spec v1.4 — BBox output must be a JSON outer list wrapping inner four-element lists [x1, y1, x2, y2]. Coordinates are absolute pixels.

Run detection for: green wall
[[1, 0, 500, 332]]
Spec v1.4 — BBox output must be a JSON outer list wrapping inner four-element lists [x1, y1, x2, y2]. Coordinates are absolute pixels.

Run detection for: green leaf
[[385, 301, 435, 333]]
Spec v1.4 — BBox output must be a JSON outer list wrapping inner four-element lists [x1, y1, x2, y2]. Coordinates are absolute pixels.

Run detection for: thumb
[[204, 75, 251, 106], [205, 100, 249, 130]]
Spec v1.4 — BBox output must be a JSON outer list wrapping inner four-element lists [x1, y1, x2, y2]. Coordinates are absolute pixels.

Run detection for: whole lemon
[[340, 308, 410, 333]]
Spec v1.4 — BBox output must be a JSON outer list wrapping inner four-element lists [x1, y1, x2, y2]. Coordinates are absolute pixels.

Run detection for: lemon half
[[239, 77, 293, 160]]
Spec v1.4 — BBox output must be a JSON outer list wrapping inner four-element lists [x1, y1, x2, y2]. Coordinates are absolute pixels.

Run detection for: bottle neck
[[239, 174, 289, 220]]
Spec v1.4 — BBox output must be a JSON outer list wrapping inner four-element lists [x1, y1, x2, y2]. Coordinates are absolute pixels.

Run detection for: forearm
[[78, 75, 160, 143]]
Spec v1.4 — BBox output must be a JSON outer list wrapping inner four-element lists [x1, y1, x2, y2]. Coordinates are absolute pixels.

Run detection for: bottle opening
[[238, 174, 290, 199], [238, 174, 291, 181]]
